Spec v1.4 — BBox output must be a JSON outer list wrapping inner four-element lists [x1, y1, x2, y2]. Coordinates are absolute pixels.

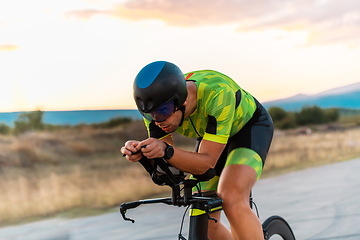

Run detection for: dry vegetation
[[263, 127, 360, 176], [0, 120, 360, 225], [0, 121, 167, 225]]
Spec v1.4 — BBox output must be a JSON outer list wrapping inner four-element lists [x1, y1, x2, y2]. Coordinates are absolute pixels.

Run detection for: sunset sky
[[1, 0, 360, 112]]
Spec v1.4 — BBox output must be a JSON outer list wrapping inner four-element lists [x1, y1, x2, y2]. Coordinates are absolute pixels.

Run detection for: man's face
[[154, 109, 183, 133]]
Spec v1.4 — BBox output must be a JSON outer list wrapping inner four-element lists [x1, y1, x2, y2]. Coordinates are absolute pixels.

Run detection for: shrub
[[268, 107, 288, 122], [91, 117, 132, 129], [0, 123, 11, 135], [296, 106, 340, 125], [277, 113, 297, 129], [269, 107, 298, 129], [14, 110, 44, 134], [324, 108, 340, 122], [268, 106, 340, 129]]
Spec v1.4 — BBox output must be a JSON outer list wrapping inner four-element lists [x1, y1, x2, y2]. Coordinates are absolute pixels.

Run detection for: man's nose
[[154, 120, 164, 125]]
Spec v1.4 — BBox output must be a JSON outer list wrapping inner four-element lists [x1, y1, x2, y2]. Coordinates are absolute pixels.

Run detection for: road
[[1, 158, 360, 240]]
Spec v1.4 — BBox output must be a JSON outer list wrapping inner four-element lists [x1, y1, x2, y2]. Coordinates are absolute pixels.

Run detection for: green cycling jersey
[[145, 70, 257, 144]]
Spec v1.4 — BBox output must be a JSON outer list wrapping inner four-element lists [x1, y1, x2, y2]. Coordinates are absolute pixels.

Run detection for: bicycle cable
[[178, 205, 191, 240], [251, 199, 260, 218], [177, 184, 203, 240]]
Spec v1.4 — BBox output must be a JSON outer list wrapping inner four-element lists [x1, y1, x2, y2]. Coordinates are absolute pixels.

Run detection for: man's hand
[[139, 138, 167, 159], [121, 140, 143, 162]]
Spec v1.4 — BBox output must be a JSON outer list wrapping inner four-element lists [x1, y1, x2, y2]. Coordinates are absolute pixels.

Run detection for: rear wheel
[[262, 215, 295, 240]]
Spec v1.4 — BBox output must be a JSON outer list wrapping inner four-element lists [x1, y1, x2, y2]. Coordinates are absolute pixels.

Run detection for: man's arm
[[140, 137, 225, 175], [169, 139, 225, 175]]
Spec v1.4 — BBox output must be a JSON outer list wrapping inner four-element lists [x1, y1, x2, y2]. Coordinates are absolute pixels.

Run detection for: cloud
[[109, 0, 279, 26], [0, 44, 18, 51], [67, 0, 360, 45], [239, 0, 360, 45], [67, 0, 281, 26], [65, 9, 109, 20]]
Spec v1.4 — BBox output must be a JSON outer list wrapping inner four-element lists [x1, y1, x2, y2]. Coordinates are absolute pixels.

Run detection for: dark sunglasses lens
[[150, 101, 175, 122]]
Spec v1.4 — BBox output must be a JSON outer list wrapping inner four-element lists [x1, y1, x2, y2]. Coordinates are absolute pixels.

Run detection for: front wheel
[[262, 215, 295, 240]]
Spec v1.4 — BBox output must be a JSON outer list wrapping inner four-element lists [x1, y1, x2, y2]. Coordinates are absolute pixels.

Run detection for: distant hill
[[263, 82, 360, 111]]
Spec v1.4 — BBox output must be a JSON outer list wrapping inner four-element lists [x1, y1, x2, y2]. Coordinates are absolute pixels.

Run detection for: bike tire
[[262, 215, 295, 240]]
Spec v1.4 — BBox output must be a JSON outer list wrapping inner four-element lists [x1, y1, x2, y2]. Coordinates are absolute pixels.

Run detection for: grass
[[0, 165, 167, 225], [262, 127, 360, 177], [0, 120, 360, 226]]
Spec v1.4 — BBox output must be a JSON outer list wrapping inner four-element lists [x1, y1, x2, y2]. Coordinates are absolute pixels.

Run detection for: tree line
[[0, 110, 132, 135], [0, 106, 341, 134], [268, 105, 340, 129]]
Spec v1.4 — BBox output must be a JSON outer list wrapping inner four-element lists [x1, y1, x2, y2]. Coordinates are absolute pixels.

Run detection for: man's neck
[[184, 81, 197, 118]]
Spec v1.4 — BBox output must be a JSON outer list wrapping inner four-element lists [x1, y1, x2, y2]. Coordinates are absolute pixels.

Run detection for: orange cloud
[[66, 0, 276, 26], [0, 44, 18, 51], [109, 0, 249, 26], [66, 0, 360, 45], [65, 9, 109, 20]]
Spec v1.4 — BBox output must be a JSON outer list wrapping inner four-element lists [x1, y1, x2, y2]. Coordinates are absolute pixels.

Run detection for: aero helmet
[[133, 61, 187, 121]]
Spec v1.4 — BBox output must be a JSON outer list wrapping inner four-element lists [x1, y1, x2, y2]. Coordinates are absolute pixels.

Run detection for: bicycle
[[120, 157, 296, 240]]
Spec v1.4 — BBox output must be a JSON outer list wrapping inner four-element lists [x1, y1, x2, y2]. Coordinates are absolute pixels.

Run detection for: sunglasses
[[142, 101, 177, 122]]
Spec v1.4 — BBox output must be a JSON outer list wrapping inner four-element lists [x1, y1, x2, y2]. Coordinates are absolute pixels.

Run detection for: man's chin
[[163, 126, 176, 133]]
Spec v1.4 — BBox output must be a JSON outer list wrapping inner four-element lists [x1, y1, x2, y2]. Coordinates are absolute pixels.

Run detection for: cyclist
[[121, 61, 274, 240]]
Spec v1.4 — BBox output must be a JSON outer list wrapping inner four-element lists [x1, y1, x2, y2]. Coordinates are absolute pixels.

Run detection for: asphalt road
[[1, 158, 360, 240]]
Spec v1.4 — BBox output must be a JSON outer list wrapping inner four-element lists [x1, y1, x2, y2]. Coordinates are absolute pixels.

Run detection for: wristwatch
[[163, 142, 174, 160]]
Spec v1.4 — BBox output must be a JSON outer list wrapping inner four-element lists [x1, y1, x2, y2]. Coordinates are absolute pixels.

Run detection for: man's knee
[[217, 165, 256, 205], [218, 189, 250, 211]]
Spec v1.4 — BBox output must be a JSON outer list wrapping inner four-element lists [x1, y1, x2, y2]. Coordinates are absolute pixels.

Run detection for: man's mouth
[[161, 125, 170, 131]]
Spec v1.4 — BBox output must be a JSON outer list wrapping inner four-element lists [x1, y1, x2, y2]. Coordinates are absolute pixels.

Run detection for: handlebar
[[120, 194, 223, 223], [120, 157, 222, 223]]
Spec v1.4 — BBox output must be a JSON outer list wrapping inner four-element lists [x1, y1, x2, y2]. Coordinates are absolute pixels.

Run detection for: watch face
[[165, 145, 174, 159]]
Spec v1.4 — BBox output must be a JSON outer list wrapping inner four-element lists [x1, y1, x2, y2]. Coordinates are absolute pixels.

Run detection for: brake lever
[[207, 213, 218, 223], [121, 211, 135, 223], [120, 203, 137, 223]]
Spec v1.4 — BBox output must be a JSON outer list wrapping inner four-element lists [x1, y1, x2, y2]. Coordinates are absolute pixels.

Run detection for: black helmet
[[133, 61, 188, 116]]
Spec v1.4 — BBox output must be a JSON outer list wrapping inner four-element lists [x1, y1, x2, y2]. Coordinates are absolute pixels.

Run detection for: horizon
[[2, 80, 359, 113], [2, 0, 360, 112]]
